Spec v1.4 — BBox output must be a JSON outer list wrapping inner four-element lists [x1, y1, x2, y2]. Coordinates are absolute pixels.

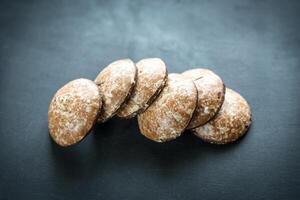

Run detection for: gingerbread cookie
[[117, 58, 167, 118], [137, 73, 197, 142], [95, 59, 136, 122], [192, 88, 251, 144], [48, 79, 101, 147], [182, 68, 225, 129]]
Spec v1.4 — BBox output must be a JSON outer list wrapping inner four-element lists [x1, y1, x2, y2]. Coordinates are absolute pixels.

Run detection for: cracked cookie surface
[[192, 88, 251, 144], [117, 58, 167, 118], [48, 79, 101, 147], [138, 73, 197, 142], [95, 59, 136, 122], [182, 68, 225, 129]]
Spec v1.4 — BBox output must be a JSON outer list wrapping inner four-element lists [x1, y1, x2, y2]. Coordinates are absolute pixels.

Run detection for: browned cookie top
[[95, 59, 136, 122], [192, 88, 252, 144], [137, 73, 197, 142], [48, 79, 101, 147], [182, 68, 225, 129], [117, 58, 167, 118]]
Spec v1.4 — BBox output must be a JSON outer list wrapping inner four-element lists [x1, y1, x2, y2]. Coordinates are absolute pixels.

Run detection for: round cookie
[[117, 58, 168, 118], [48, 79, 101, 147], [182, 68, 225, 129], [192, 88, 251, 144], [137, 73, 198, 142], [94, 59, 136, 122]]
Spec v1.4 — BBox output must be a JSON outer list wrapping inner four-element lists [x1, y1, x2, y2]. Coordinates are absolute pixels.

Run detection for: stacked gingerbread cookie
[[48, 58, 252, 147]]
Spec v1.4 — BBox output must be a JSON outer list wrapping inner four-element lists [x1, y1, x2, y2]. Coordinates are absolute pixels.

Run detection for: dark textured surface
[[1, 0, 300, 199]]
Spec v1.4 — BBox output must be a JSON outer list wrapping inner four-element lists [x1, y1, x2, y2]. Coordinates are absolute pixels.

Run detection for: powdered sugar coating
[[117, 58, 167, 118], [182, 68, 225, 129], [94, 59, 136, 122], [137, 73, 197, 142], [48, 79, 101, 147], [192, 88, 252, 144]]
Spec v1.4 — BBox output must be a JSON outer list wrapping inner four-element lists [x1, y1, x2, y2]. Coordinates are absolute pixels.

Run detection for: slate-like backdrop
[[0, 0, 300, 199]]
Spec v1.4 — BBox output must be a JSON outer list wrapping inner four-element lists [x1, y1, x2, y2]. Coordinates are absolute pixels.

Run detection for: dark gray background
[[0, 0, 300, 199]]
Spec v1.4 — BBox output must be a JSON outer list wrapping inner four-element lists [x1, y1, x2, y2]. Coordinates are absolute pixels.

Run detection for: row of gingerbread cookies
[[48, 58, 252, 147]]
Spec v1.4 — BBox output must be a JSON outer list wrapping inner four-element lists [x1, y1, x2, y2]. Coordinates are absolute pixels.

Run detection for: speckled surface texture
[[48, 79, 101, 146], [94, 59, 136, 122], [182, 68, 225, 129], [1, 0, 300, 200], [117, 58, 167, 118], [193, 88, 251, 144], [138, 74, 197, 142]]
